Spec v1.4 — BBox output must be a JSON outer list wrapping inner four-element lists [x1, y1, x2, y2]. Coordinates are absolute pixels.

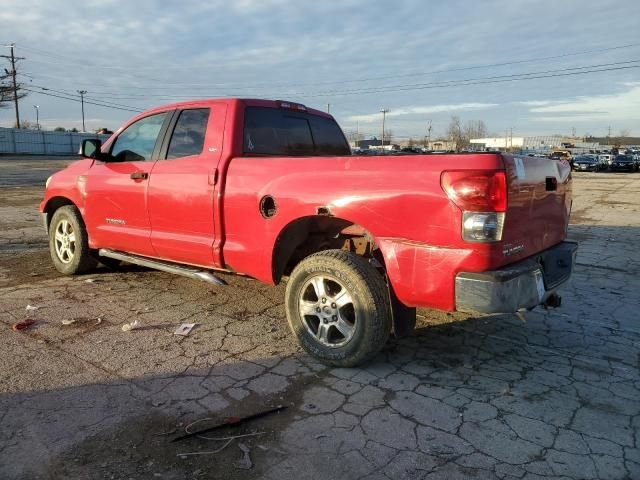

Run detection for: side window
[[110, 112, 167, 162], [166, 108, 209, 159]]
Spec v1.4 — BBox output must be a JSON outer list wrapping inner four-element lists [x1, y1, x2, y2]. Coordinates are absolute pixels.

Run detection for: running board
[[98, 249, 227, 286]]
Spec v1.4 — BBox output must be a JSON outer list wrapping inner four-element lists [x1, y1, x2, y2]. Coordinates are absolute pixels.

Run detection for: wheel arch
[[43, 196, 79, 231], [271, 215, 417, 339], [271, 215, 381, 285]]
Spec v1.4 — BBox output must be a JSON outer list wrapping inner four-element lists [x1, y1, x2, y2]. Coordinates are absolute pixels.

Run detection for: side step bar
[[98, 249, 227, 286]]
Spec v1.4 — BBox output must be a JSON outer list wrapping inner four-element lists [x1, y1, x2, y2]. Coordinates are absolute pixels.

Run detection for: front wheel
[[49, 206, 98, 275], [285, 250, 391, 367]]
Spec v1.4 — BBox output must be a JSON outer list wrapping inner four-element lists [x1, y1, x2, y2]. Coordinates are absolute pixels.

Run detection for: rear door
[[500, 154, 572, 261], [84, 111, 172, 256], [147, 104, 227, 266]]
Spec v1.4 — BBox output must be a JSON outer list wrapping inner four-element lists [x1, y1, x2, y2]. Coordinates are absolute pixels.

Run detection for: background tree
[[447, 116, 467, 151], [447, 117, 490, 151], [611, 129, 631, 147], [12, 119, 37, 129], [464, 120, 488, 140], [344, 129, 364, 146]]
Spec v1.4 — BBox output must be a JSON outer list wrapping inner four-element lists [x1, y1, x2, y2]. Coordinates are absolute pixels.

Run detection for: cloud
[[529, 85, 640, 122], [2, 0, 640, 136], [347, 103, 498, 123]]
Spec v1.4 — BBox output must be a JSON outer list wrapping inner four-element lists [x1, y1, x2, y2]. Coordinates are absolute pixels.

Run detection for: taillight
[[441, 170, 507, 242], [441, 170, 507, 212]]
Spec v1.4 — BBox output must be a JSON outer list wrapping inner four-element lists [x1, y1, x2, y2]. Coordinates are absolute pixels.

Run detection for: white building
[[470, 137, 525, 150]]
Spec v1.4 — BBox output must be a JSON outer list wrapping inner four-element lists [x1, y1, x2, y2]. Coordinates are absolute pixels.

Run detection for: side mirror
[[80, 138, 102, 159]]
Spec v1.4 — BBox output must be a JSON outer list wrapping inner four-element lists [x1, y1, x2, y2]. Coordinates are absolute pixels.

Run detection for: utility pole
[[1, 44, 24, 129], [33, 105, 39, 130], [327, 103, 330, 114], [510, 127, 513, 149], [425, 120, 432, 149], [77, 90, 87, 132], [380, 108, 389, 150]]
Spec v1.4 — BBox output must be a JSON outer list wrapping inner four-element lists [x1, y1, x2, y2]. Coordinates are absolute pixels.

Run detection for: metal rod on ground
[[170, 405, 287, 443]]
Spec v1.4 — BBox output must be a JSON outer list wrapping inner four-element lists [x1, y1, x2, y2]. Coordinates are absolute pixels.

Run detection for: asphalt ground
[[0, 157, 639, 479]]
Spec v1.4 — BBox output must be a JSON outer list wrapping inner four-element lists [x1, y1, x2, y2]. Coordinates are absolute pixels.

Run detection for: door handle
[[130, 172, 149, 180]]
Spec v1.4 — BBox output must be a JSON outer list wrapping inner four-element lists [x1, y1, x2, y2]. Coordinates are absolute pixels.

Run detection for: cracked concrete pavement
[[0, 157, 639, 479]]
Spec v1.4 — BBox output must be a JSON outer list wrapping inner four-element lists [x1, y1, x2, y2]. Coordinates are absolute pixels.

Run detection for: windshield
[[243, 106, 350, 156]]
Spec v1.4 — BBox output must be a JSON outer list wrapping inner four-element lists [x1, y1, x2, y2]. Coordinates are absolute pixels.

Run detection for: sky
[[1, 0, 640, 140]]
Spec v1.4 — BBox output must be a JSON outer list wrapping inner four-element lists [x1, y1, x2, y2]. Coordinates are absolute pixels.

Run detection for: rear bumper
[[455, 241, 578, 314]]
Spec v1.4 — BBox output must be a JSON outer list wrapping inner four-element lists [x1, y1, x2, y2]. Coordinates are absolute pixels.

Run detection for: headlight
[[462, 212, 505, 242], [45, 176, 52, 189]]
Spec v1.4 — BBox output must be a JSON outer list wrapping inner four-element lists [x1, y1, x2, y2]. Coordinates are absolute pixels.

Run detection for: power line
[[20, 59, 640, 102], [290, 62, 640, 99], [26, 83, 145, 110], [287, 60, 640, 98], [17, 40, 640, 90], [23, 88, 141, 113]]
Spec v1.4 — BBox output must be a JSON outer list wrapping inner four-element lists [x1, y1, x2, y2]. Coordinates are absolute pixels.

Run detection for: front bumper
[[455, 241, 578, 314]]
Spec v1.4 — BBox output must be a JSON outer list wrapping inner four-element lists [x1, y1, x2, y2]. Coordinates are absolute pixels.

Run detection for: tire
[[285, 249, 391, 367], [49, 205, 98, 275]]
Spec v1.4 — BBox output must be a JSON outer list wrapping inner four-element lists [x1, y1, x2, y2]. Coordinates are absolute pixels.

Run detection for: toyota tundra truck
[[40, 98, 577, 366]]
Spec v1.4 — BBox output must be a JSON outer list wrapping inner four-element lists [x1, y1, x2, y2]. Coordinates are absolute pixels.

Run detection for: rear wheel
[[285, 250, 391, 367], [49, 206, 98, 275]]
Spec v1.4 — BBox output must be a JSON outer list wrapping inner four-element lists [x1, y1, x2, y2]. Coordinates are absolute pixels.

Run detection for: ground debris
[[235, 442, 252, 470], [12, 319, 36, 331], [174, 323, 197, 336], [122, 320, 141, 332]]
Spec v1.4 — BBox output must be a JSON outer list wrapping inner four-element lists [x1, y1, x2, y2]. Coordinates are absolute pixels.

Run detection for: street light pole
[[380, 108, 389, 150], [77, 90, 87, 132], [33, 105, 40, 130]]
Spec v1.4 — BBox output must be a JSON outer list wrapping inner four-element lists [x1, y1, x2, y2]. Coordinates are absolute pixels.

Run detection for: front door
[[147, 105, 226, 266], [84, 111, 172, 256]]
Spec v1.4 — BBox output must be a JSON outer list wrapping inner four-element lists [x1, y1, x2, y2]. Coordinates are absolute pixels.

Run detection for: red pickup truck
[[41, 98, 577, 366]]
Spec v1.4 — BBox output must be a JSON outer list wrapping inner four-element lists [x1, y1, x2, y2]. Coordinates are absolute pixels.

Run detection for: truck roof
[[139, 98, 332, 119]]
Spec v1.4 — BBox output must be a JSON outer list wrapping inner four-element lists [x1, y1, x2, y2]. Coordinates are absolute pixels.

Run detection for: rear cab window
[[243, 106, 350, 156]]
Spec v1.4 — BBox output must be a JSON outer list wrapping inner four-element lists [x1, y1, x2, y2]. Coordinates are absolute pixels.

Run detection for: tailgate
[[500, 154, 572, 264]]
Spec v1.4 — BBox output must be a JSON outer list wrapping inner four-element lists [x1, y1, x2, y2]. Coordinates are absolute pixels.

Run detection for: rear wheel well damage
[[272, 216, 416, 338]]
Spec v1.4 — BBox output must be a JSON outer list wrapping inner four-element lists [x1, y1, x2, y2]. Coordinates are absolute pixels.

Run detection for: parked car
[[40, 98, 577, 367], [572, 155, 600, 172], [609, 155, 637, 172], [598, 154, 613, 166]]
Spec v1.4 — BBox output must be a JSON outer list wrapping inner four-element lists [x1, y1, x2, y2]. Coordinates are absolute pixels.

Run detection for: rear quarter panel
[[222, 153, 505, 309]]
